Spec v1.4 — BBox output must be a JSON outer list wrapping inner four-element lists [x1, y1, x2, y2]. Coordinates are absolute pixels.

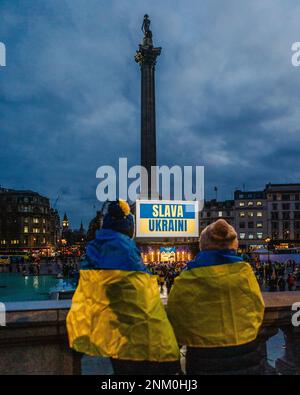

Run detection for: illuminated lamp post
[[265, 237, 272, 262]]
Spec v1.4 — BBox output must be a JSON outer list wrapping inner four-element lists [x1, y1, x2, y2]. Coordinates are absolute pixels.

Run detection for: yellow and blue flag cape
[[167, 250, 265, 348], [67, 229, 180, 362]]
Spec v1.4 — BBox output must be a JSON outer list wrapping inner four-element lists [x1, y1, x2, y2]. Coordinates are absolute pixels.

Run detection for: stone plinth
[[0, 301, 80, 375]]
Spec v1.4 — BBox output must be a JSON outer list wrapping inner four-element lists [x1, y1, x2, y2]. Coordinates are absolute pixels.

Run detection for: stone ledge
[[0, 292, 299, 374]]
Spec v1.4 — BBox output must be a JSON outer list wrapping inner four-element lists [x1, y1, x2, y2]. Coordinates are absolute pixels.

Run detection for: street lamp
[[265, 237, 272, 262]]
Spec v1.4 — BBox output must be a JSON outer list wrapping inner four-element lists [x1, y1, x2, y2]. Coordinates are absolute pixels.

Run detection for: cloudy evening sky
[[1, 0, 300, 227]]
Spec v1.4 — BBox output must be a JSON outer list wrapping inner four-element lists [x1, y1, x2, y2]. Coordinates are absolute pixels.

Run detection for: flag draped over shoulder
[[67, 229, 179, 362], [167, 250, 265, 348]]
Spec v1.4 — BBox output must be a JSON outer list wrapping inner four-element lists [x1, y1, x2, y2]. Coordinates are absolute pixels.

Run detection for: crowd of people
[[67, 202, 266, 375], [146, 257, 300, 294], [251, 260, 299, 292], [147, 261, 186, 293], [2, 250, 300, 295], [2, 255, 80, 279]]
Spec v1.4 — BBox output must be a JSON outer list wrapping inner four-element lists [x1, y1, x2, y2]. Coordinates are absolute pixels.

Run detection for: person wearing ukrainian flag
[[167, 219, 265, 375], [67, 200, 180, 375]]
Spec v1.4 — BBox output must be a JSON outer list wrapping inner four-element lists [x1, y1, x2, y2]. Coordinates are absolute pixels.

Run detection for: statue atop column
[[135, 14, 161, 66], [141, 14, 152, 39], [135, 15, 162, 197]]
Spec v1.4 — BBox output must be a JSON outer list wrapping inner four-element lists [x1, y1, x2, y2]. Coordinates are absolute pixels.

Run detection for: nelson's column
[[135, 15, 161, 198]]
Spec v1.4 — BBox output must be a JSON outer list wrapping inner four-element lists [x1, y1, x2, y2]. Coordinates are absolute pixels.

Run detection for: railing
[[0, 293, 299, 375]]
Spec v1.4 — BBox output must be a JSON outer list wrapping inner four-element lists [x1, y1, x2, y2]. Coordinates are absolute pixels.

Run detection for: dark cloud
[[1, 0, 300, 226]]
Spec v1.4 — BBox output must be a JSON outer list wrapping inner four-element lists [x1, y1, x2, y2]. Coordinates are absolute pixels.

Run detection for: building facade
[[265, 183, 300, 245], [234, 190, 267, 251], [199, 199, 235, 232], [0, 187, 60, 253], [201, 185, 300, 251]]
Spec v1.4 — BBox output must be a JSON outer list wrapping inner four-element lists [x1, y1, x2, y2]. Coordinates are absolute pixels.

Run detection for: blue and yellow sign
[[160, 247, 176, 262], [136, 200, 199, 238]]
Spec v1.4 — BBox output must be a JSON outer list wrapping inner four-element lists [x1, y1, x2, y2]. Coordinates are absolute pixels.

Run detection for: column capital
[[135, 43, 161, 67], [135, 15, 161, 67]]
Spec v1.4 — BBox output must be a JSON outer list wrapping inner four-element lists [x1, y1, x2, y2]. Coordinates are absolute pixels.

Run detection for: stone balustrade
[[0, 293, 299, 375]]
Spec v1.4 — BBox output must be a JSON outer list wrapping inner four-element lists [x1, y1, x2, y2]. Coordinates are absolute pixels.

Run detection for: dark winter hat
[[102, 200, 134, 238], [200, 219, 238, 251]]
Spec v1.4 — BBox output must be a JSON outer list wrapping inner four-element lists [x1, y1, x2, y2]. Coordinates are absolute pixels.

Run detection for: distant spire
[[79, 221, 84, 234], [62, 212, 69, 229]]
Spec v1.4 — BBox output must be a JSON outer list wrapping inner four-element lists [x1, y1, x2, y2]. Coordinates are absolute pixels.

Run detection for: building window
[[24, 226, 29, 233], [33, 218, 39, 224], [239, 202, 245, 207], [0, 240, 6, 245], [283, 230, 290, 240], [248, 202, 254, 206], [239, 222, 245, 229], [257, 233, 263, 239], [11, 240, 19, 245], [282, 194, 290, 201], [33, 228, 40, 234], [248, 222, 254, 228], [282, 212, 290, 220], [283, 222, 290, 230], [240, 212, 245, 217], [257, 222, 263, 228], [257, 212, 263, 217], [282, 203, 290, 210], [257, 201, 262, 206], [218, 211, 223, 217], [248, 212, 254, 217], [248, 234, 254, 239], [239, 233, 246, 239]]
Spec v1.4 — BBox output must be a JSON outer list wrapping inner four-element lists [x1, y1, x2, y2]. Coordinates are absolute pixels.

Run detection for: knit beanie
[[102, 200, 134, 238], [200, 219, 238, 251]]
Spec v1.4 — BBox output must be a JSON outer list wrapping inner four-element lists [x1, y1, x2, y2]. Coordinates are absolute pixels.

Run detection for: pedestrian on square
[[287, 273, 296, 291], [278, 277, 286, 292], [167, 219, 265, 375], [157, 269, 165, 293], [268, 270, 278, 292], [67, 200, 180, 375]]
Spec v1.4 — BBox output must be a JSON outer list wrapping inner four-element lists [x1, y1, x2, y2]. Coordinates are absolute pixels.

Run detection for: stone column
[[135, 16, 161, 198]]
